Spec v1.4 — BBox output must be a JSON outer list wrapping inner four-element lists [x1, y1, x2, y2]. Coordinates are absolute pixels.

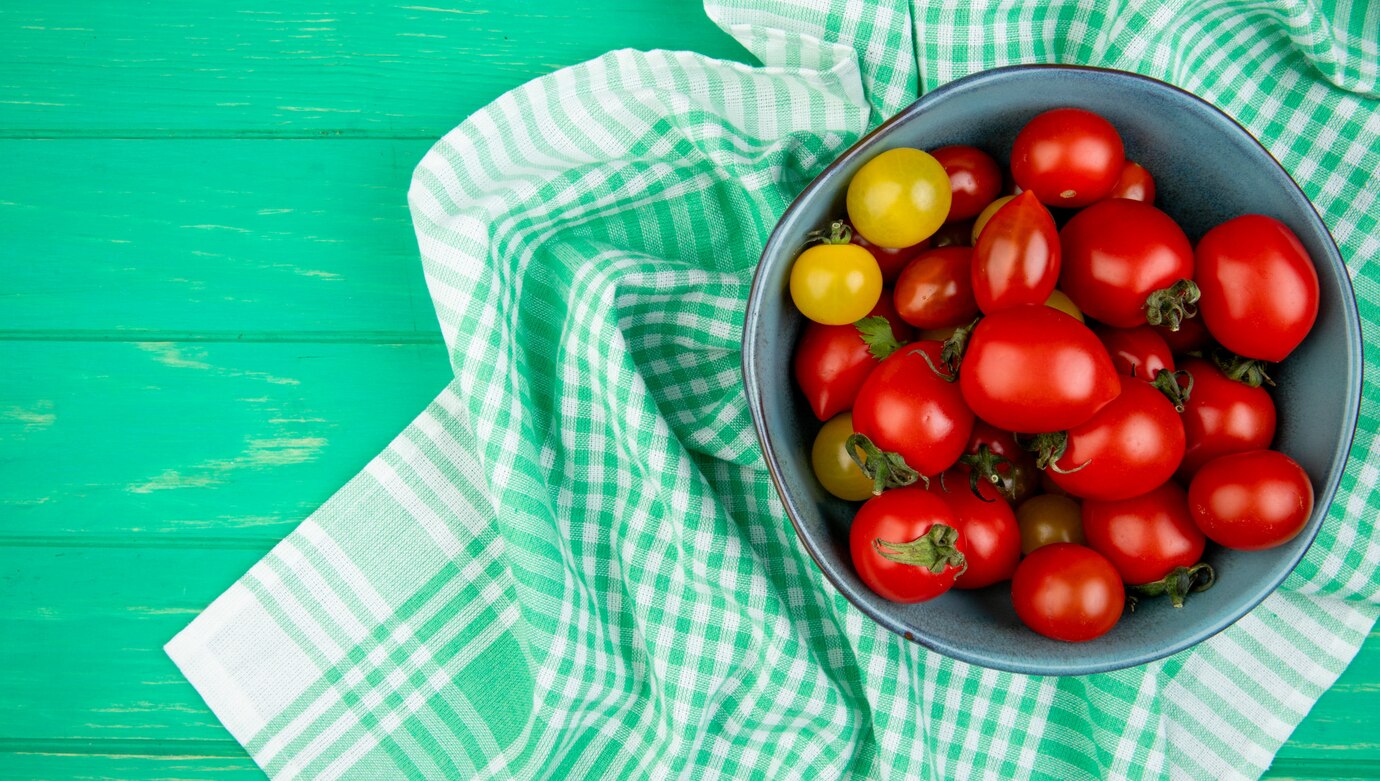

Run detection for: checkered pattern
[[167, 1, 1380, 778]]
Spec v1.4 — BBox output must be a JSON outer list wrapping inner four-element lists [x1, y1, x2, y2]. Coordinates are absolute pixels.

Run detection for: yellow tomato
[[971, 194, 1015, 244], [811, 413, 873, 501], [846, 148, 952, 248], [1016, 494, 1086, 554], [1044, 289, 1084, 322], [789, 242, 882, 325]]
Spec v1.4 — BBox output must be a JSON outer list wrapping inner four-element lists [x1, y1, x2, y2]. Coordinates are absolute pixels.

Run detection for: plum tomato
[[1082, 482, 1206, 588], [930, 470, 1021, 589], [811, 413, 875, 501], [1188, 450, 1314, 551], [894, 247, 979, 329], [1012, 543, 1124, 642], [972, 191, 1061, 314], [847, 148, 952, 249], [1016, 494, 1085, 554], [1177, 357, 1276, 481], [1011, 108, 1125, 208], [850, 486, 967, 602], [793, 293, 912, 421], [1059, 199, 1195, 328], [931, 145, 1004, 222], [1096, 324, 1174, 380], [971, 195, 1014, 244], [1108, 161, 1155, 203]]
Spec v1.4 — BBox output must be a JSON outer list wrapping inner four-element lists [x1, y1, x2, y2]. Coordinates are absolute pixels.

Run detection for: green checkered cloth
[[167, 1, 1380, 778]]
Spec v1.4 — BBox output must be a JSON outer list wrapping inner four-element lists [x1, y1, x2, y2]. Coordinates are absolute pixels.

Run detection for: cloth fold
[[169, 1, 1380, 778]]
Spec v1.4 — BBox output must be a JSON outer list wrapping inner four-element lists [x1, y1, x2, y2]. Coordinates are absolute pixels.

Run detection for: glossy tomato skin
[[1195, 215, 1320, 362], [1017, 494, 1085, 554], [1082, 482, 1205, 585], [793, 295, 913, 421], [811, 413, 874, 501], [1188, 450, 1314, 551], [959, 305, 1121, 433], [851, 229, 930, 284], [853, 341, 975, 476], [931, 145, 1004, 222], [1045, 381, 1186, 501], [1011, 108, 1125, 208], [1157, 315, 1213, 356], [847, 148, 952, 249], [1012, 543, 1124, 642], [972, 191, 1061, 314], [790, 242, 883, 325], [1108, 161, 1155, 203], [963, 420, 1039, 504], [1177, 358, 1276, 480], [1097, 324, 1174, 379], [1059, 199, 1194, 327], [894, 247, 979, 329], [931, 470, 1020, 589], [851, 487, 967, 602]]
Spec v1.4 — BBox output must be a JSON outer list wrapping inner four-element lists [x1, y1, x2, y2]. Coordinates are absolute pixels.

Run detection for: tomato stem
[[1018, 431, 1090, 474], [958, 445, 1010, 503], [1210, 349, 1275, 388], [1128, 563, 1216, 608], [847, 433, 923, 495], [855, 316, 905, 361], [1151, 368, 1193, 412], [1144, 278, 1200, 331], [873, 523, 967, 575], [919, 317, 979, 382], [806, 220, 854, 246]]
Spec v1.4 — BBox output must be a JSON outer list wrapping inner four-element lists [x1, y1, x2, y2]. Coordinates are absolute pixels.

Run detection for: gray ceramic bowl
[[743, 65, 1362, 675]]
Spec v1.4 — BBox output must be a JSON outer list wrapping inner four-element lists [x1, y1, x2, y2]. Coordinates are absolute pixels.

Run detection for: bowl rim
[[741, 63, 1364, 675]]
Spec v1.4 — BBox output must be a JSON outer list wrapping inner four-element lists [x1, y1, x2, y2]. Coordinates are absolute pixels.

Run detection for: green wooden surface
[[0, 1, 1374, 778]]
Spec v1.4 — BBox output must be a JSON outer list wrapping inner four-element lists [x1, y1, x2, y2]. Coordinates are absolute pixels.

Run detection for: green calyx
[[1144, 278, 1200, 331], [873, 523, 968, 575], [1211, 348, 1275, 388], [957, 444, 1010, 503], [806, 220, 854, 246], [847, 433, 924, 495], [1150, 368, 1194, 412], [1128, 563, 1216, 609], [1017, 431, 1089, 474]]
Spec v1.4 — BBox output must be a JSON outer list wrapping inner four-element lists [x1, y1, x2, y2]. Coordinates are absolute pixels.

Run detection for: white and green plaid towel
[[167, 1, 1380, 778]]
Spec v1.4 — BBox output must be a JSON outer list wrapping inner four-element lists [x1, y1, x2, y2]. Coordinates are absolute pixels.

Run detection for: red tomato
[[894, 247, 979, 329], [1177, 358, 1276, 481], [930, 219, 975, 248], [1195, 215, 1320, 362], [931, 145, 1004, 222], [1157, 315, 1213, 356], [1108, 161, 1155, 203], [1059, 199, 1194, 328], [931, 470, 1021, 589], [1011, 108, 1125, 208], [850, 487, 967, 602], [1188, 450, 1314, 550], [793, 294, 913, 421], [971, 191, 1061, 314], [1040, 381, 1185, 501], [958, 305, 1120, 433], [960, 420, 1039, 504], [1012, 543, 1124, 642], [851, 228, 930, 284], [1096, 325, 1174, 380], [1082, 482, 1205, 585], [853, 341, 975, 478]]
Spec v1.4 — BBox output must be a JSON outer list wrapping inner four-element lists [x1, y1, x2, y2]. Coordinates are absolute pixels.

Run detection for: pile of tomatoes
[[791, 108, 1321, 642]]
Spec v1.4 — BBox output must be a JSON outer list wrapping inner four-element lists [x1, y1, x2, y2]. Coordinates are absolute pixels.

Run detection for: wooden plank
[[1, 139, 443, 335], [0, 340, 449, 541], [0, 0, 752, 137], [0, 749, 263, 781], [1275, 624, 1380, 765]]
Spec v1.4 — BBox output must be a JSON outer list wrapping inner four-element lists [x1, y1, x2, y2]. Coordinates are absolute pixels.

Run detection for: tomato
[[971, 191, 1061, 313], [1177, 358, 1276, 480], [850, 486, 967, 602], [1195, 215, 1320, 362], [847, 148, 952, 249], [894, 247, 979, 329], [959, 420, 1038, 504], [1059, 199, 1195, 328], [850, 229, 930, 284], [1096, 324, 1174, 380], [1108, 161, 1155, 203], [1012, 543, 1124, 642], [1016, 494, 1085, 553], [931, 145, 1003, 222], [931, 470, 1020, 589], [852, 341, 975, 486], [1188, 450, 1314, 550], [1036, 382, 1185, 501], [1157, 315, 1213, 356], [790, 226, 883, 325], [1011, 108, 1125, 208], [793, 294, 912, 421], [1044, 289, 1083, 322], [1082, 482, 1205, 586], [811, 414, 874, 501], [958, 304, 1121, 433], [930, 219, 974, 249]]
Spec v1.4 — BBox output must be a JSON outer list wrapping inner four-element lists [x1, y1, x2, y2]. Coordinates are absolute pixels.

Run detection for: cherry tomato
[[1188, 450, 1314, 551], [1011, 108, 1125, 208], [960, 420, 1039, 504], [931, 470, 1020, 589], [1195, 215, 1320, 362], [971, 195, 1014, 243], [959, 304, 1121, 433], [931, 145, 1003, 222], [1177, 358, 1277, 481], [1016, 494, 1085, 553], [811, 413, 874, 501], [853, 341, 976, 478], [1096, 325, 1174, 379], [1059, 199, 1194, 328], [1082, 482, 1205, 585], [972, 191, 1061, 313], [793, 294, 912, 421], [847, 148, 953, 249], [894, 247, 979, 329], [1012, 543, 1124, 642], [1108, 161, 1155, 203], [930, 219, 974, 248], [1038, 381, 1185, 501], [851, 229, 930, 284], [850, 486, 967, 602], [1044, 289, 1083, 322], [1157, 315, 1213, 356], [790, 236, 882, 325]]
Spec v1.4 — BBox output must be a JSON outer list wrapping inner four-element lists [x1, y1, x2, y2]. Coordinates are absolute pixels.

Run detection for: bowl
[[742, 64, 1362, 675]]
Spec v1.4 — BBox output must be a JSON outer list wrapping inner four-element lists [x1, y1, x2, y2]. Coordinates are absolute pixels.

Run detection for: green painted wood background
[[0, 1, 1375, 778]]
